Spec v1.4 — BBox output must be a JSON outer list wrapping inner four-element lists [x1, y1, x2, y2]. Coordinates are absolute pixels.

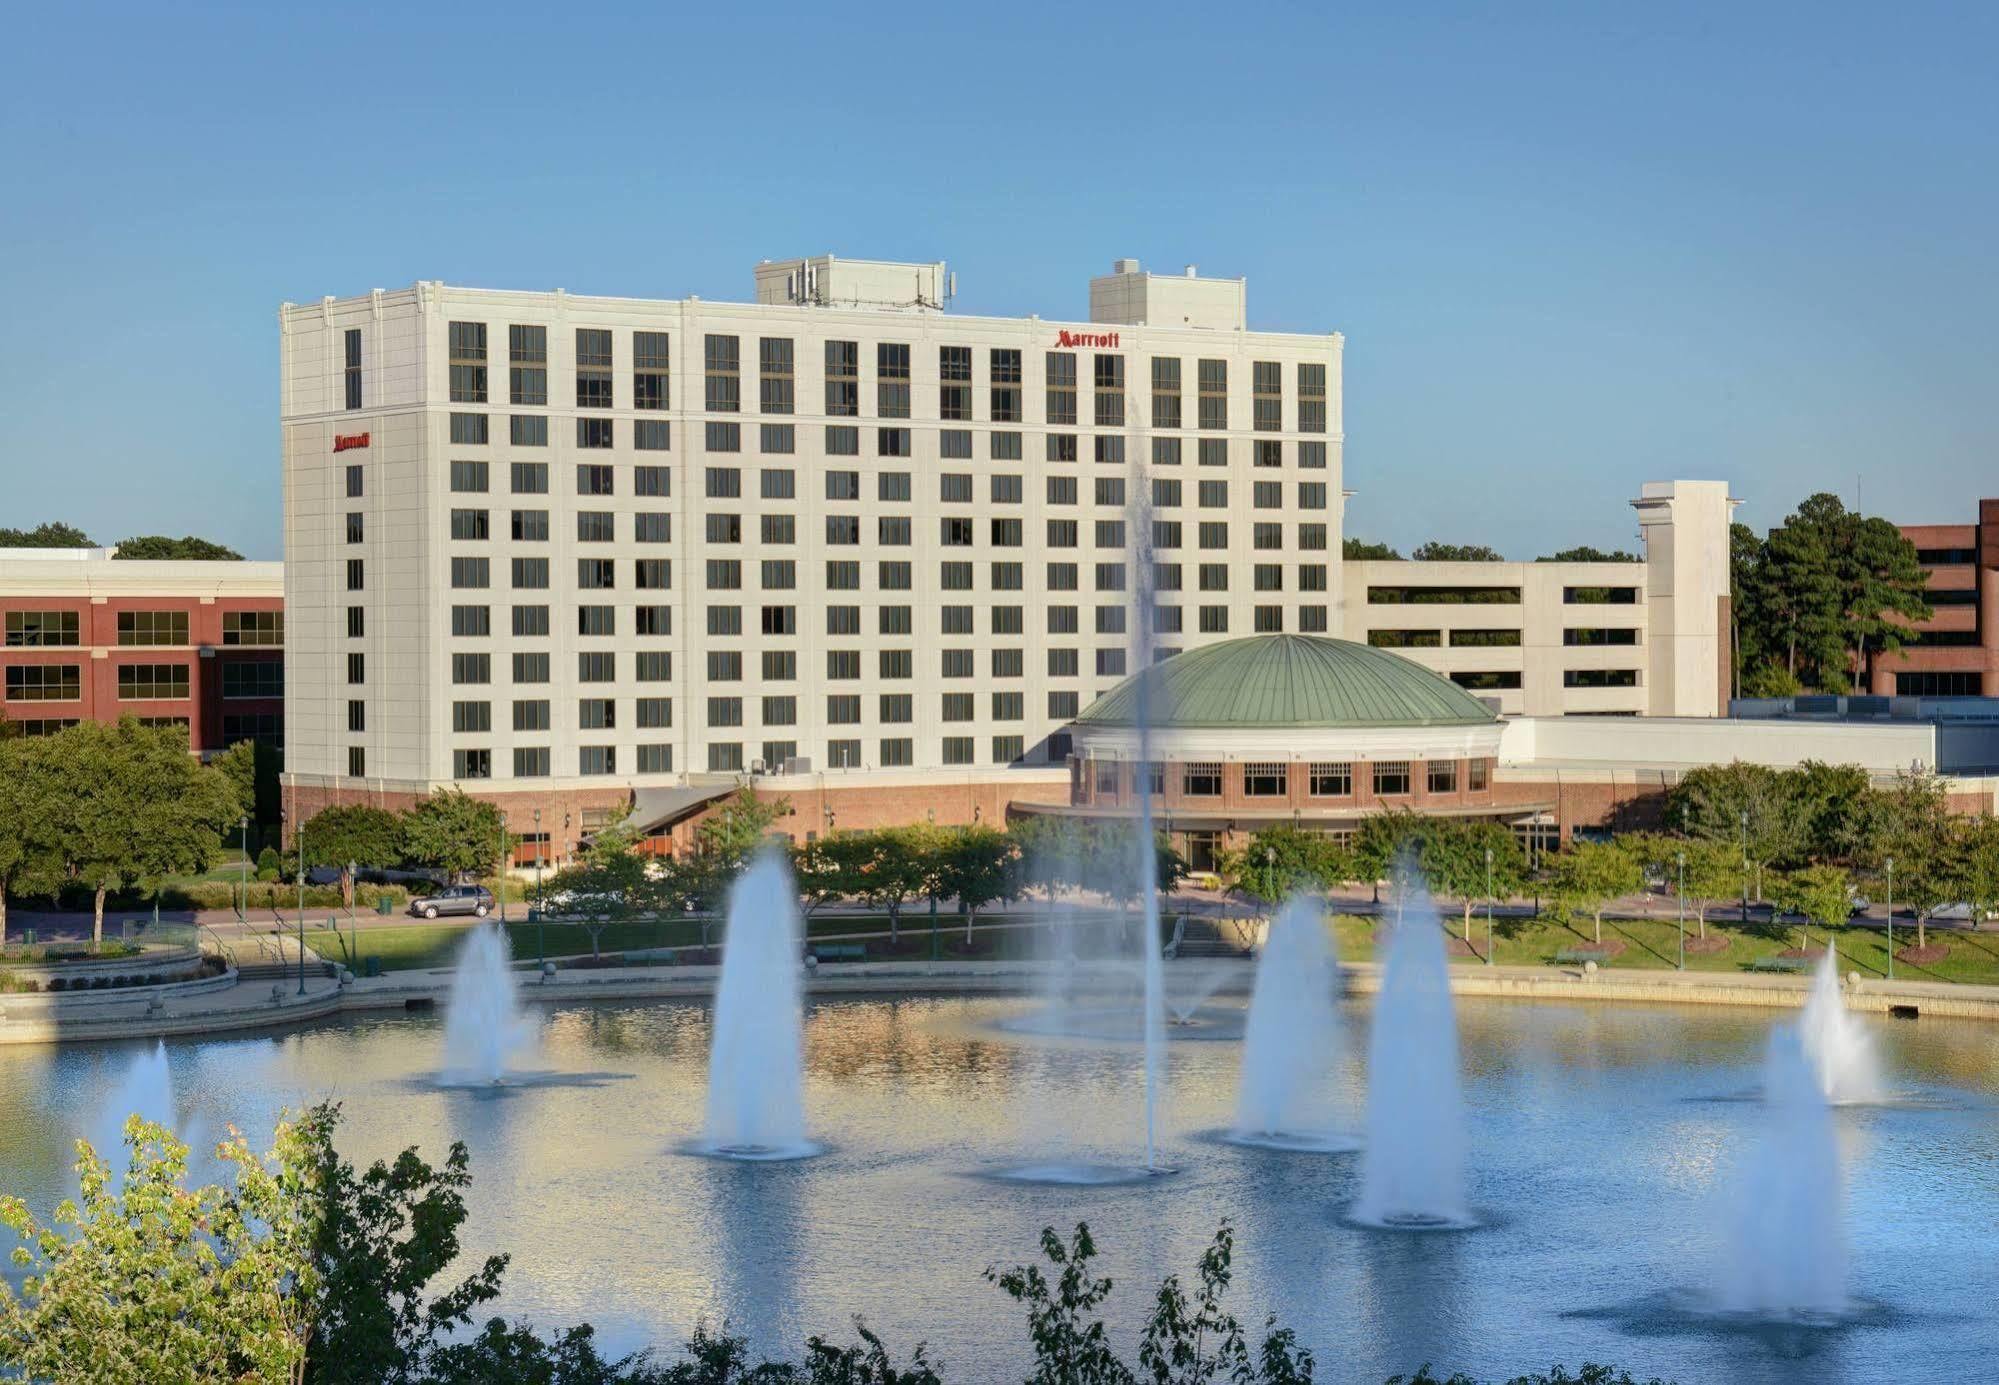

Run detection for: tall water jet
[[440, 922, 536, 1085], [1798, 943, 1883, 1104], [1129, 481, 1167, 1173], [700, 849, 815, 1159], [1233, 895, 1345, 1147], [1717, 1025, 1847, 1317], [90, 1040, 174, 1172], [1353, 871, 1469, 1227]]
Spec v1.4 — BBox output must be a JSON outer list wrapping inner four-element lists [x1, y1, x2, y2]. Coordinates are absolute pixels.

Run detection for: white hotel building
[[279, 256, 1728, 856]]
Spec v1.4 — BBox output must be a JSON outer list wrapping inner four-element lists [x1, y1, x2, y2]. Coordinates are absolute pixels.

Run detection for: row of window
[[3, 610, 282, 648], [423, 732, 1038, 783], [2, 663, 281, 701], [1091, 759, 1493, 799], [1366, 628, 1642, 649], [1365, 586, 1643, 606], [444, 414, 1332, 467], [1442, 669, 1643, 691], [437, 324, 1330, 431]]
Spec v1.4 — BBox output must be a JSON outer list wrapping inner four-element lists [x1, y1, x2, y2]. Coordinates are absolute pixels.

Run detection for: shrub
[[257, 846, 282, 877]]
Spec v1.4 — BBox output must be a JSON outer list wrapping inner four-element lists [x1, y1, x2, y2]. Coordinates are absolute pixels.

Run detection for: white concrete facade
[[279, 261, 1346, 795], [1339, 481, 1734, 718]]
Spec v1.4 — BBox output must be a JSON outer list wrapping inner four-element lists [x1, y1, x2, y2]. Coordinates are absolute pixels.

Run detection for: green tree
[[111, 535, 246, 560], [1537, 546, 1640, 563], [1220, 825, 1349, 905], [1775, 864, 1853, 936], [1790, 761, 1874, 864], [790, 833, 863, 918], [1410, 542, 1504, 562], [1672, 839, 1743, 941], [694, 789, 789, 874], [551, 807, 650, 960], [34, 720, 240, 942], [299, 1104, 510, 1385], [1420, 821, 1525, 945], [0, 735, 39, 944], [1666, 762, 1806, 893], [852, 827, 937, 944], [1871, 770, 1955, 949], [1542, 840, 1643, 945], [300, 805, 404, 907], [0, 1116, 320, 1384], [1351, 809, 1429, 904], [0, 520, 94, 547], [213, 737, 283, 836], [1341, 537, 1402, 561], [1957, 818, 1999, 930], [932, 825, 1017, 942], [400, 789, 507, 882]]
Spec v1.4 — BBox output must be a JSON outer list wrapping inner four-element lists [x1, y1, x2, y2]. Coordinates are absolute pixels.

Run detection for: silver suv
[[407, 884, 496, 920]]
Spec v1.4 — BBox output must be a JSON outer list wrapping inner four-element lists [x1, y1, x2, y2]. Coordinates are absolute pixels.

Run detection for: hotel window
[[118, 663, 188, 700], [992, 474, 1023, 505], [704, 334, 740, 412], [825, 560, 861, 591], [635, 651, 672, 681], [577, 418, 613, 449], [636, 558, 672, 590], [1199, 565, 1229, 593], [448, 322, 487, 403], [575, 329, 613, 408], [450, 556, 489, 589], [1152, 357, 1182, 428], [822, 469, 857, 501], [705, 514, 741, 543], [513, 747, 551, 778], [940, 649, 974, 679], [1299, 563, 1329, 593], [1243, 762, 1287, 797], [512, 605, 549, 637], [1182, 762, 1223, 797], [1094, 649, 1124, 677], [1093, 353, 1125, 426], [1196, 359, 1227, 429], [348, 652, 366, 684], [1048, 647, 1079, 677], [449, 460, 488, 493], [707, 696, 743, 728], [1310, 762, 1352, 797], [577, 558, 615, 590], [940, 430, 972, 459], [345, 464, 364, 497], [706, 743, 743, 773], [1252, 360, 1282, 431], [449, 508, 489, 540], [512, 699, 551, 732], [344, 328, 363, 409], [705, 466, 741, 499], [345, 559, 364, 592], [453, 700, 493, 733], [942, 736, 976, 766], [880, 693, 913, 723], [579, 746, 616, 777], [1373, 761, 1413, 796], [1299, 605, 1329, 632], [827, 650, 861, 680], [511, 512, 549, 547], [5, 612, 79, 646], [1152, 477, 1182, 508], [449, 413, 487, 445], [705, 605, 741, 637], [761, 606, 796, 636], [1298, 440, 1327, 469], [758, 337, 794, 414], [709, 651, 743, 681], [454, 749, 492, 780], [880, 560, 913, 589], [880, 738, 913, 768], [1299, 482, 1328, 510], [577, 651, 615, 683], [878, 471, 911, 502], [1045, 351, 1078, 424], [509, 325, 547, 405], [1199, 522, 1229, 550], [1254, 481, 1282, 509], [117, 611, 189, 646], [1153, 604, 1183, 634], [632, 465, 669, 498], [633, 330, 670, 410], [510, 415, 547, 446], [940, 345, 973, 420], [1428, 761, 1459, 794], [879, 517, 911, 546], [1469, 759, 1491, 792], [941, 474, 973, 504], [509, 460, 548, 495], [347, 607, 364, 637], [1047, 475, 1078, 506], [347, 700, 366, 733], [1047, 433, 1078, 463], [1254, 563, 1283, 592], [880, 649, 913, 679], [1198, 605, 1228, 634], [450, 605, 490, 637], [1298, 362, 1327, 432], [1565, 668, 1641, 688], [1048, 689, 1080, 720], [762, 650, 795, 680], [5, 664, 80, 700], [1299, 524, 1329, 551], [877, 342, 911, 417], [941, 517, 974, 547], [760, 423, 794, 454], [578, 698, 616, 731], [992, 518, 1023, 547], [706, 559, 742, 590], [636, 605, 672, 636], [579, 606, 616, 637], [945, 605, 977, 634], [1094, 477, 1126, 507], [992, 735, 1024, 765], [942, 692, 974, 722], [877, 427, 910, 457], [1254, 440, 1283, 468], [991, 348, 1022, 420], [826, 515, 861, 546], [992, 431, 1023, 461], [634, 419, 669, 451], [1094, 436, 1125, 466], [1198, 479, 1227, 508], [825, 340, 859, 415], [1154, 562, 1182, 591]]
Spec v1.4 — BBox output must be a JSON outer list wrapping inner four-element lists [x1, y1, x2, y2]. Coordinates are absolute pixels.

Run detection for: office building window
[[1243, 762, 1286, 797], [1428, 761, 1459, 794], [1374, 761, 1413, 796], [1310, 762, 1352, 796], [117, 611, 189, 646], [5, 665, 81, 701], [509, 324, 547, 405]]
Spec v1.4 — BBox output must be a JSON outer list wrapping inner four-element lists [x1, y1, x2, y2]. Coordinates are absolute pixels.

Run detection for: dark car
[[407, 884, 496, 920]]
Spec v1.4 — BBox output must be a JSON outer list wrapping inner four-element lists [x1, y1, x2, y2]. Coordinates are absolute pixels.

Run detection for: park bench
[[1554, 948, 1613, 966], [1747, 956, 1809, 973], [810, 943, 866, 963]]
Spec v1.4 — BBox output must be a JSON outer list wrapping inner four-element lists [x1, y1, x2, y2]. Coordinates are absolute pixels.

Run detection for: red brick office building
[[1865, 499, 1999, 697], [0, 549, 284, 754]]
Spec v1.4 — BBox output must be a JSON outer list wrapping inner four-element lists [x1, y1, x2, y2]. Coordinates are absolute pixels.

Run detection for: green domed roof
[[1074, 635, 1499, 730]]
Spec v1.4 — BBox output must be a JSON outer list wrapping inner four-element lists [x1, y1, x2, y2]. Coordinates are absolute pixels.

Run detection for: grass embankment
[[302, 904, 1999, 987]]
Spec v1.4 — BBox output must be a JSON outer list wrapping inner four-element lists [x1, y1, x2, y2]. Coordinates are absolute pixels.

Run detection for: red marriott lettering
[[1054, 330, 1120, 349], [333, 432, 370, 453]]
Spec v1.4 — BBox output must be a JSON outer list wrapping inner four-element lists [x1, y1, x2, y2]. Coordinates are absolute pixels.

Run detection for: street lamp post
[[1886, 856, 1895, 982], [296, 816, 307, 997], [533, 807, 545, 969], [1739, 809, 1750, 924], [1676, 849, 1687, 972], [346, 859, 357, 968], [1484, 845, 1495, 967], [238, 814, 250, 922]]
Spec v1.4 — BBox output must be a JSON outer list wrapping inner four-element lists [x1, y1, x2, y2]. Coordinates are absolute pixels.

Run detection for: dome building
[[1026, 634, 1541, 872]]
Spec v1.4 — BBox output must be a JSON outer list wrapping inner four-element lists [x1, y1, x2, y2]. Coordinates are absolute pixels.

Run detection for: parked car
[[407, 884, 496, 919]]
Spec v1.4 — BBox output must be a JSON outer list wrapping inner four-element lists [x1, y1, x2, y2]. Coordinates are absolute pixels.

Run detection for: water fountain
[[1353, 870, 1470, 1227], [1231, 894, 1349, 1150], [1130, 488, 1170, 1176], [1716, 1025, 1847, 1318], [1798, 943, 1884, 1104], [90, 1040, 175, 1174], [697, 849, 817, 1160], [439, 923, 537, 1086]]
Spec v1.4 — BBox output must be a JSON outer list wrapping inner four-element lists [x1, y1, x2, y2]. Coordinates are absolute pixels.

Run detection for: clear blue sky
[[3, 1, 1993, 560]]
